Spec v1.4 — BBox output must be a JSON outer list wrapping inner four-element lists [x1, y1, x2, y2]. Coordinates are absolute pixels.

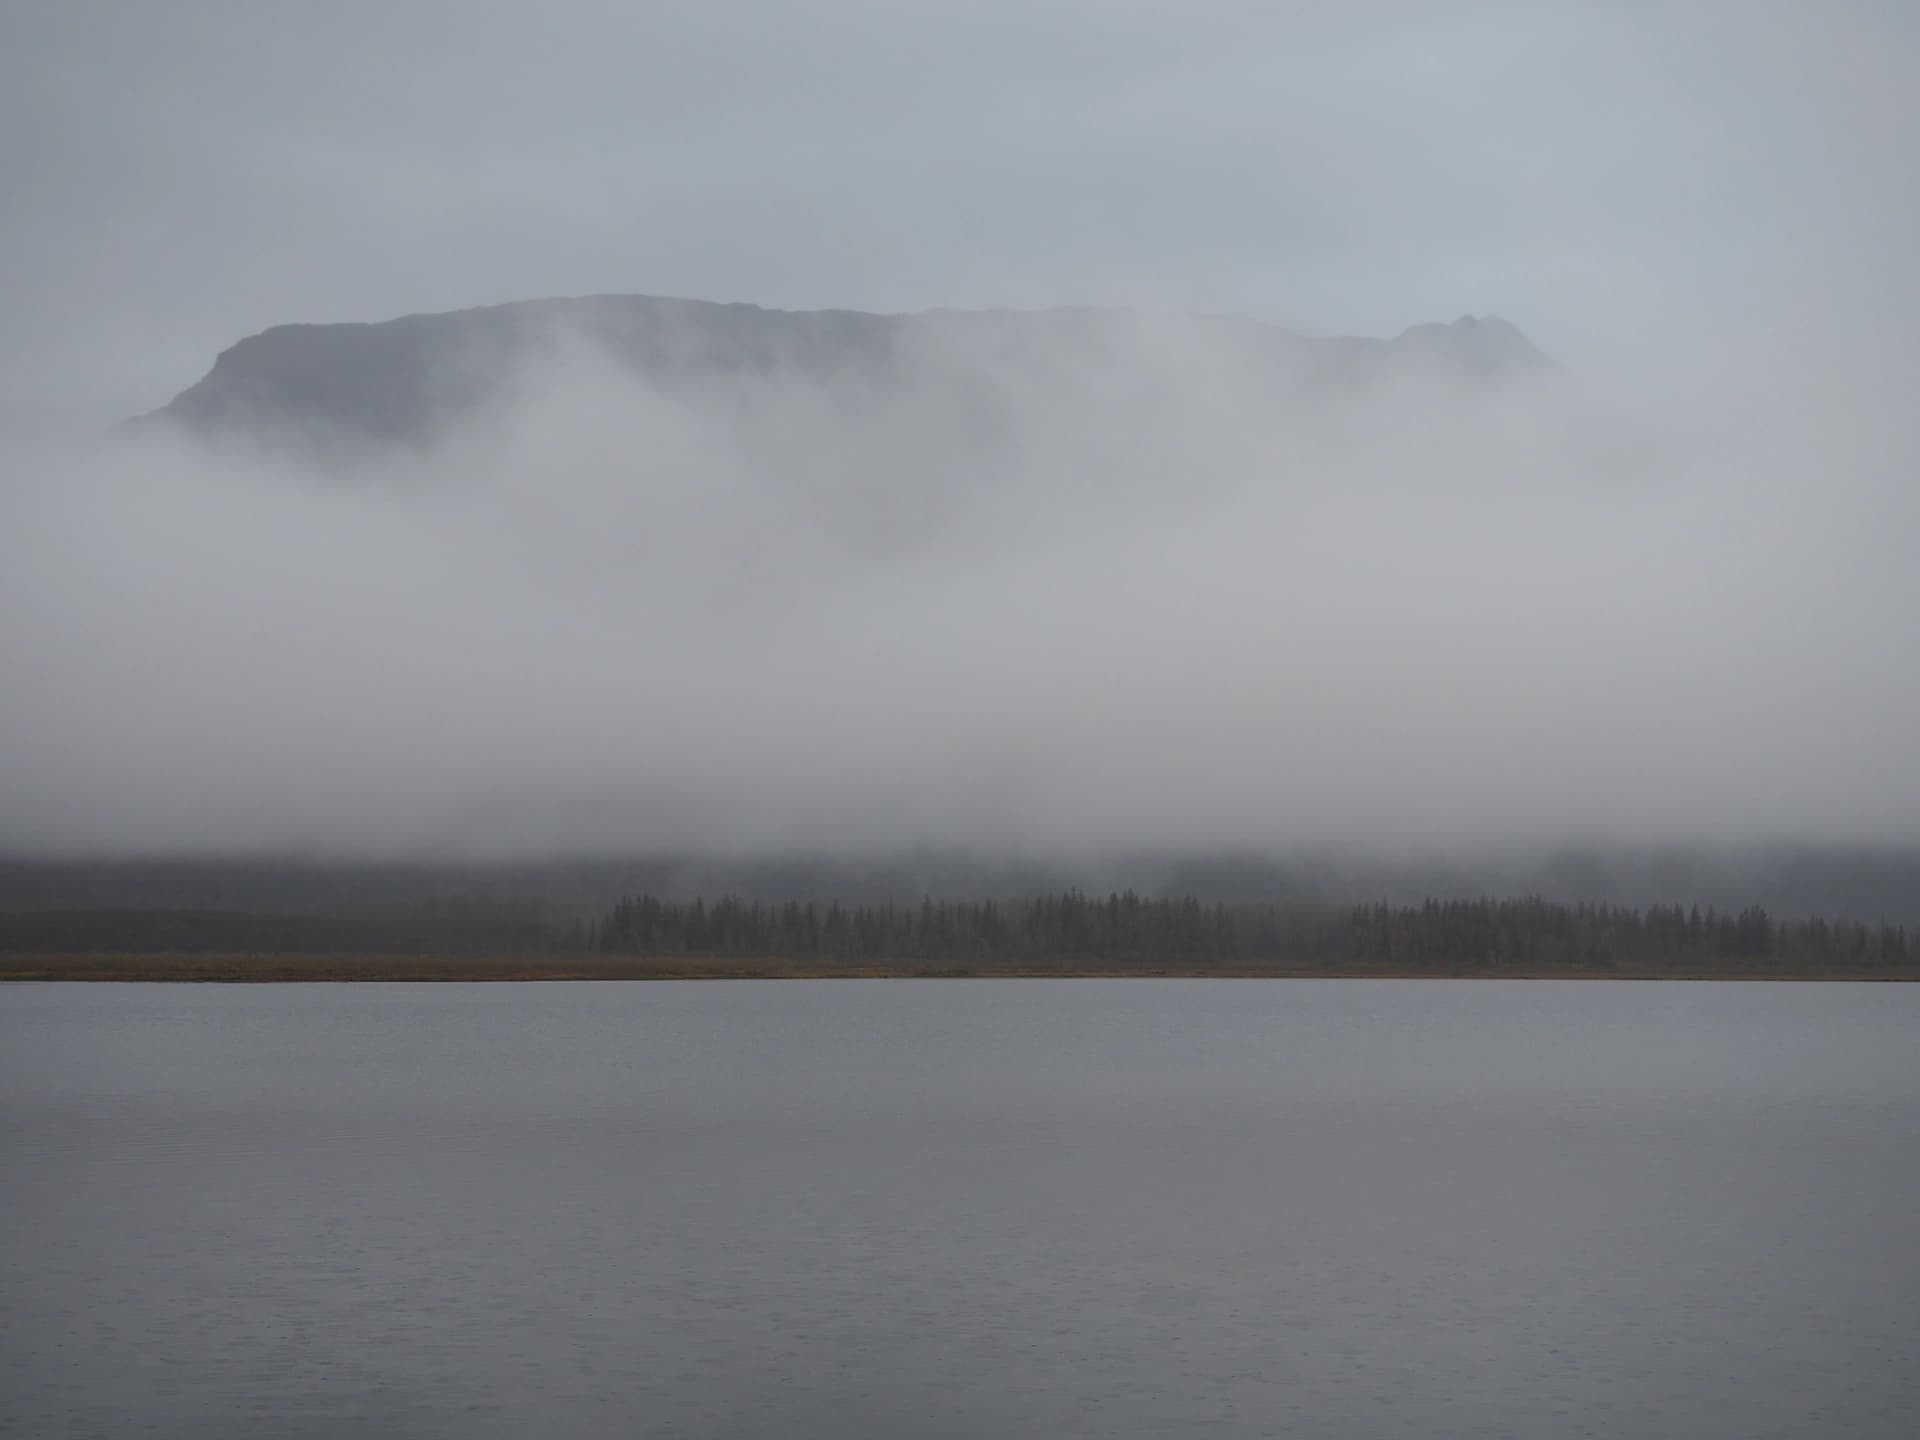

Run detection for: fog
[[3, 308, 1915, 862], [4, 1, 1916, 865]]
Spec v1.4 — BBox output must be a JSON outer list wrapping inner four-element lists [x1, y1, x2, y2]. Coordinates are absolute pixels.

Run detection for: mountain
[[1393, 313, 1547, 375], [131, 295, 1549, 453]]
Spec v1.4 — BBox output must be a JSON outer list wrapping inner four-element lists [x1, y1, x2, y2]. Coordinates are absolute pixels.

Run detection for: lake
[[3, 980, 1916, 1438]]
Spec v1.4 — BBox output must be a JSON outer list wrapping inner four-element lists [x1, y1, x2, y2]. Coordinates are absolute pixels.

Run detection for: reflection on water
[[4, 980, 1917, 1439]]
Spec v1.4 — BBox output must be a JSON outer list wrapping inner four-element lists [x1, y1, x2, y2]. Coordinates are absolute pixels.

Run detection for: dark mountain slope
[[133, 295, 1548, 452]]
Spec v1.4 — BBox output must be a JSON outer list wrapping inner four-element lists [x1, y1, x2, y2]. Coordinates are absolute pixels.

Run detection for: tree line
[[4, 891, 1909, 973], [593, 892, 1913, 972]]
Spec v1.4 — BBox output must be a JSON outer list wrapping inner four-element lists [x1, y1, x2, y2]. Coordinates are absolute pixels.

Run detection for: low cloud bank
[[3, 312, 1914, 859]]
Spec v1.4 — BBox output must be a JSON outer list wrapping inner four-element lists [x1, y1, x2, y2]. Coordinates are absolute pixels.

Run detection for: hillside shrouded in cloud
[[3, 299, 1914, 860], [2, 1, 1915, 865]]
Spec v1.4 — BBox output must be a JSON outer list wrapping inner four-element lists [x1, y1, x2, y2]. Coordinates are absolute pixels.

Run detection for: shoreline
[[3, 954, 1913, 983]]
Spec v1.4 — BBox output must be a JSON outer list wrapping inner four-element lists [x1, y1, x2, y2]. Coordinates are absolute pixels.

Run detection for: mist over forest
[[4, 290, 1916, 881], [3, 4, 1916, 926]]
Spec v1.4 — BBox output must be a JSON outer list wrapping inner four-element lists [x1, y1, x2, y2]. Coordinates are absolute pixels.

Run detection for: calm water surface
[[3, 980, 1916, 1439]]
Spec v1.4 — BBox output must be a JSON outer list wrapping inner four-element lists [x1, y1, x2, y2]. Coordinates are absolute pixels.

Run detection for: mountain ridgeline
[[132, 295, 1549, 454]]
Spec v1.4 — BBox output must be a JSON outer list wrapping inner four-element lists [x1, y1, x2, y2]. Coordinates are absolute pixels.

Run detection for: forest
[[2, 892, 1911, 979], [591, 892, 1913, 975]]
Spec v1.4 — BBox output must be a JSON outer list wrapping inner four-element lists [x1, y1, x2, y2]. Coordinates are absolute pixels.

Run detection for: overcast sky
[[5, 1, 1916, 432]]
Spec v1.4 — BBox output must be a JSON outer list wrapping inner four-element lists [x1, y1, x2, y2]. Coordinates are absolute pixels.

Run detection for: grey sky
[[5, 1, 1916, 431]]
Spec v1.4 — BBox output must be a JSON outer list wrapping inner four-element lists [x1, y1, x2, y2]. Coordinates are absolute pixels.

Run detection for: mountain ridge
[[133, 294, 1550, 453]]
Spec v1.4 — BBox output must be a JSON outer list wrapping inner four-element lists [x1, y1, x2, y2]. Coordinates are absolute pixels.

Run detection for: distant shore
[[4, 953, 1913, 983]]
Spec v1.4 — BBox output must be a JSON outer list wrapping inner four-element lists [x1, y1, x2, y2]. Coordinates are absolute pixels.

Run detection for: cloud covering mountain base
[[3, 305, 1915, 860]]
